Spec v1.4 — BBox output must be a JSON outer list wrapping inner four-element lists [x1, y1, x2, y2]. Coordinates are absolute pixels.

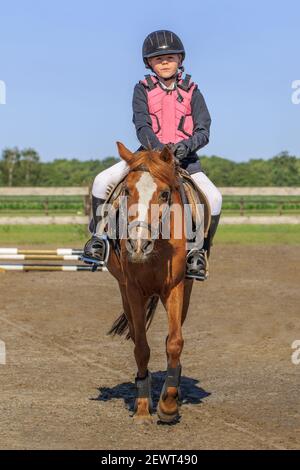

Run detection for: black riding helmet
[[142, 30, 185, 69]]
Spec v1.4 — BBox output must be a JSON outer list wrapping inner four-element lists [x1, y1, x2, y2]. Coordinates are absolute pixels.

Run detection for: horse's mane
[[128, 149, 178, 190]]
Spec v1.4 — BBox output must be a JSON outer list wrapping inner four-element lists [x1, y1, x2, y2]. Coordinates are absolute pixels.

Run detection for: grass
[[214, 224, 300, 245], [0, 224, 299, 246], [0, 196, 85, 215], [0, 225, 88, 247]]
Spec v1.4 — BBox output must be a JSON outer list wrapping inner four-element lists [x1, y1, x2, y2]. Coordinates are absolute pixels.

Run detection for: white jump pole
[[0, 254, 82, 261], [0, 248, 83, 255], [0, 264, 108, 272]]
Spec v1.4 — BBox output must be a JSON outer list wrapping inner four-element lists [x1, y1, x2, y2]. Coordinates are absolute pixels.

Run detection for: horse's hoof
[[157, 400, 180, 424], [132, 414, 153, 425]]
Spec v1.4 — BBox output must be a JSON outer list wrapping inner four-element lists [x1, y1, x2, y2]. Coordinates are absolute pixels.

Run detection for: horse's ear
[[116, 142, 133, 163], [159, 145, 174, 164]]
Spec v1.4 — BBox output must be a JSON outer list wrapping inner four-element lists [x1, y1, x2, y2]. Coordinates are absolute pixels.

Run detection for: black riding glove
[[172, 142, 189, 161]]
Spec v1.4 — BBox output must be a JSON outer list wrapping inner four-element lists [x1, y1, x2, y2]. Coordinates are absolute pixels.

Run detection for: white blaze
[[134, 172, 157, 240]]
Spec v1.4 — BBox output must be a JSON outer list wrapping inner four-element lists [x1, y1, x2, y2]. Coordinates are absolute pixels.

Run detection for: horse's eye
[[160, 191, 170, 201]]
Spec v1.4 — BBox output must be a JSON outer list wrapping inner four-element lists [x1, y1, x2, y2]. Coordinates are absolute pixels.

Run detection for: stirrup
[[185, 248, 208, 281], [81, 234, 110, 267]]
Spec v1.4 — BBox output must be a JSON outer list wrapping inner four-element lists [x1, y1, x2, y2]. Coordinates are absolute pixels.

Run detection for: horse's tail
[[107, 294, 159, 341]]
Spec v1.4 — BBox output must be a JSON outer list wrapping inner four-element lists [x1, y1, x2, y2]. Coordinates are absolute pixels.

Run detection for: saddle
[[98, 167, 211, 244], [176, 167, 211, 239]]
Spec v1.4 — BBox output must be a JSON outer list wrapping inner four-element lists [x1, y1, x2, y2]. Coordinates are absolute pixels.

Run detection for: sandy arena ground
[[0, 245, 299, 450]]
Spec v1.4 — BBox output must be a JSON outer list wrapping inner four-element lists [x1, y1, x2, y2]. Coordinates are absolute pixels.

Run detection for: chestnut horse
[[105, 142, 196, 424]]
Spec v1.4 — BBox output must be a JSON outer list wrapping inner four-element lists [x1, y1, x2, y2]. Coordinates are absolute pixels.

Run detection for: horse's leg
[[127, 286, 153, 424], [118, 282, 135, 342], [181, 278, 193, 326], [159, 281, 185, 422], [164, 278, 193, 359]]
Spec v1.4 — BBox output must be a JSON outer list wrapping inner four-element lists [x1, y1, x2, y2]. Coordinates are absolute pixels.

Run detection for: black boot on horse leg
[[158, 364, 182, 423], [132, 342, 153, 424], [82, 195, 110, 265], [127, 287, 154, 424], [158, 281, 184, 423], [133, 370, 154, 424]]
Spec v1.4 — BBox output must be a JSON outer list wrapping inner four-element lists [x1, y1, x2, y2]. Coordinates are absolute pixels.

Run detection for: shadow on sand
[[91, 370, 211, 418]]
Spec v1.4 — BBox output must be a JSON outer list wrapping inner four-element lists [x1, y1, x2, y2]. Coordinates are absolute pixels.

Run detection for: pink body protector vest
[[140, 72, 197, 144]]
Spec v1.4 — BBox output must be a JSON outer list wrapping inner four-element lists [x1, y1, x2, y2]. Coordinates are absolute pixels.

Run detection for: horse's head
[[117, 142, 179, 263]]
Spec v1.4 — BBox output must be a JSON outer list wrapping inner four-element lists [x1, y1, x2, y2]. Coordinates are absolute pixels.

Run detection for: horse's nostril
[[126, 238, 136, 252], [142, 240, 153, 253]]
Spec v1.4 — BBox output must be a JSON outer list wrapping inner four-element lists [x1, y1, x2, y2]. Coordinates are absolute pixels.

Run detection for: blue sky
[[0, 0, 299, 162]]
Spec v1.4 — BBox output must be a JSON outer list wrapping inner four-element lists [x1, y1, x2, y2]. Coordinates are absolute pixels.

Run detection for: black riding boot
[[185, 213, 221, 281], [83, 196, 109, 263]]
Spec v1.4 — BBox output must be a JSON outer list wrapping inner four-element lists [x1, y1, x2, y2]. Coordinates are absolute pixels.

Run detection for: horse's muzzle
[[126, 237, 154, 261]]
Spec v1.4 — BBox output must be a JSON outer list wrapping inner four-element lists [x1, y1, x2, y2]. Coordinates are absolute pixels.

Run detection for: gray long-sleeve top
[[132, 77, 211, 174]]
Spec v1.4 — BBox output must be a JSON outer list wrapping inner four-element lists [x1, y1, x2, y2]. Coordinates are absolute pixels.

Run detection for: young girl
[[84, 30, 222, 281]]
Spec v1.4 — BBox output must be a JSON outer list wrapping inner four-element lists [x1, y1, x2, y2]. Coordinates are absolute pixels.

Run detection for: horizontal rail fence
[[0, 187, 300, 220], [222, 196, 300, 216], [0, 187, 91, 216]]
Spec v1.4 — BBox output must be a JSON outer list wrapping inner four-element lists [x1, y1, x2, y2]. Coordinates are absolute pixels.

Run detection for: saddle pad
[[177, 168, 211, 238]]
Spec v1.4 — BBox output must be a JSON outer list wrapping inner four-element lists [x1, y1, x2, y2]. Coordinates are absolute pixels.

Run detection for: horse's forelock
[[128, 149, 177, 190]]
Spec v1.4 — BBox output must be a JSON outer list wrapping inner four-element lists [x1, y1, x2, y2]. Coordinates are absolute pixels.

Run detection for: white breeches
[[190, 171, 222, 216], [92, 160, 222, 216]]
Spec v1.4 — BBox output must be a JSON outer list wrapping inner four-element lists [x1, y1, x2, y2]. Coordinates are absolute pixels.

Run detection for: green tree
[[0, 146, 299, 187], [20, 148, 40, 185], [1, 147, 21, 186], [269, 151, 300, 186]]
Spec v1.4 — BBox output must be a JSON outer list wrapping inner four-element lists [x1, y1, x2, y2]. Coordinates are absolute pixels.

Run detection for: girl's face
[[147, 54, 182, 79]]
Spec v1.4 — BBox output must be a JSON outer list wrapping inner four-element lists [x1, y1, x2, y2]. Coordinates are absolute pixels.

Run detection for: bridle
[[122, 165, 173, 240]]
